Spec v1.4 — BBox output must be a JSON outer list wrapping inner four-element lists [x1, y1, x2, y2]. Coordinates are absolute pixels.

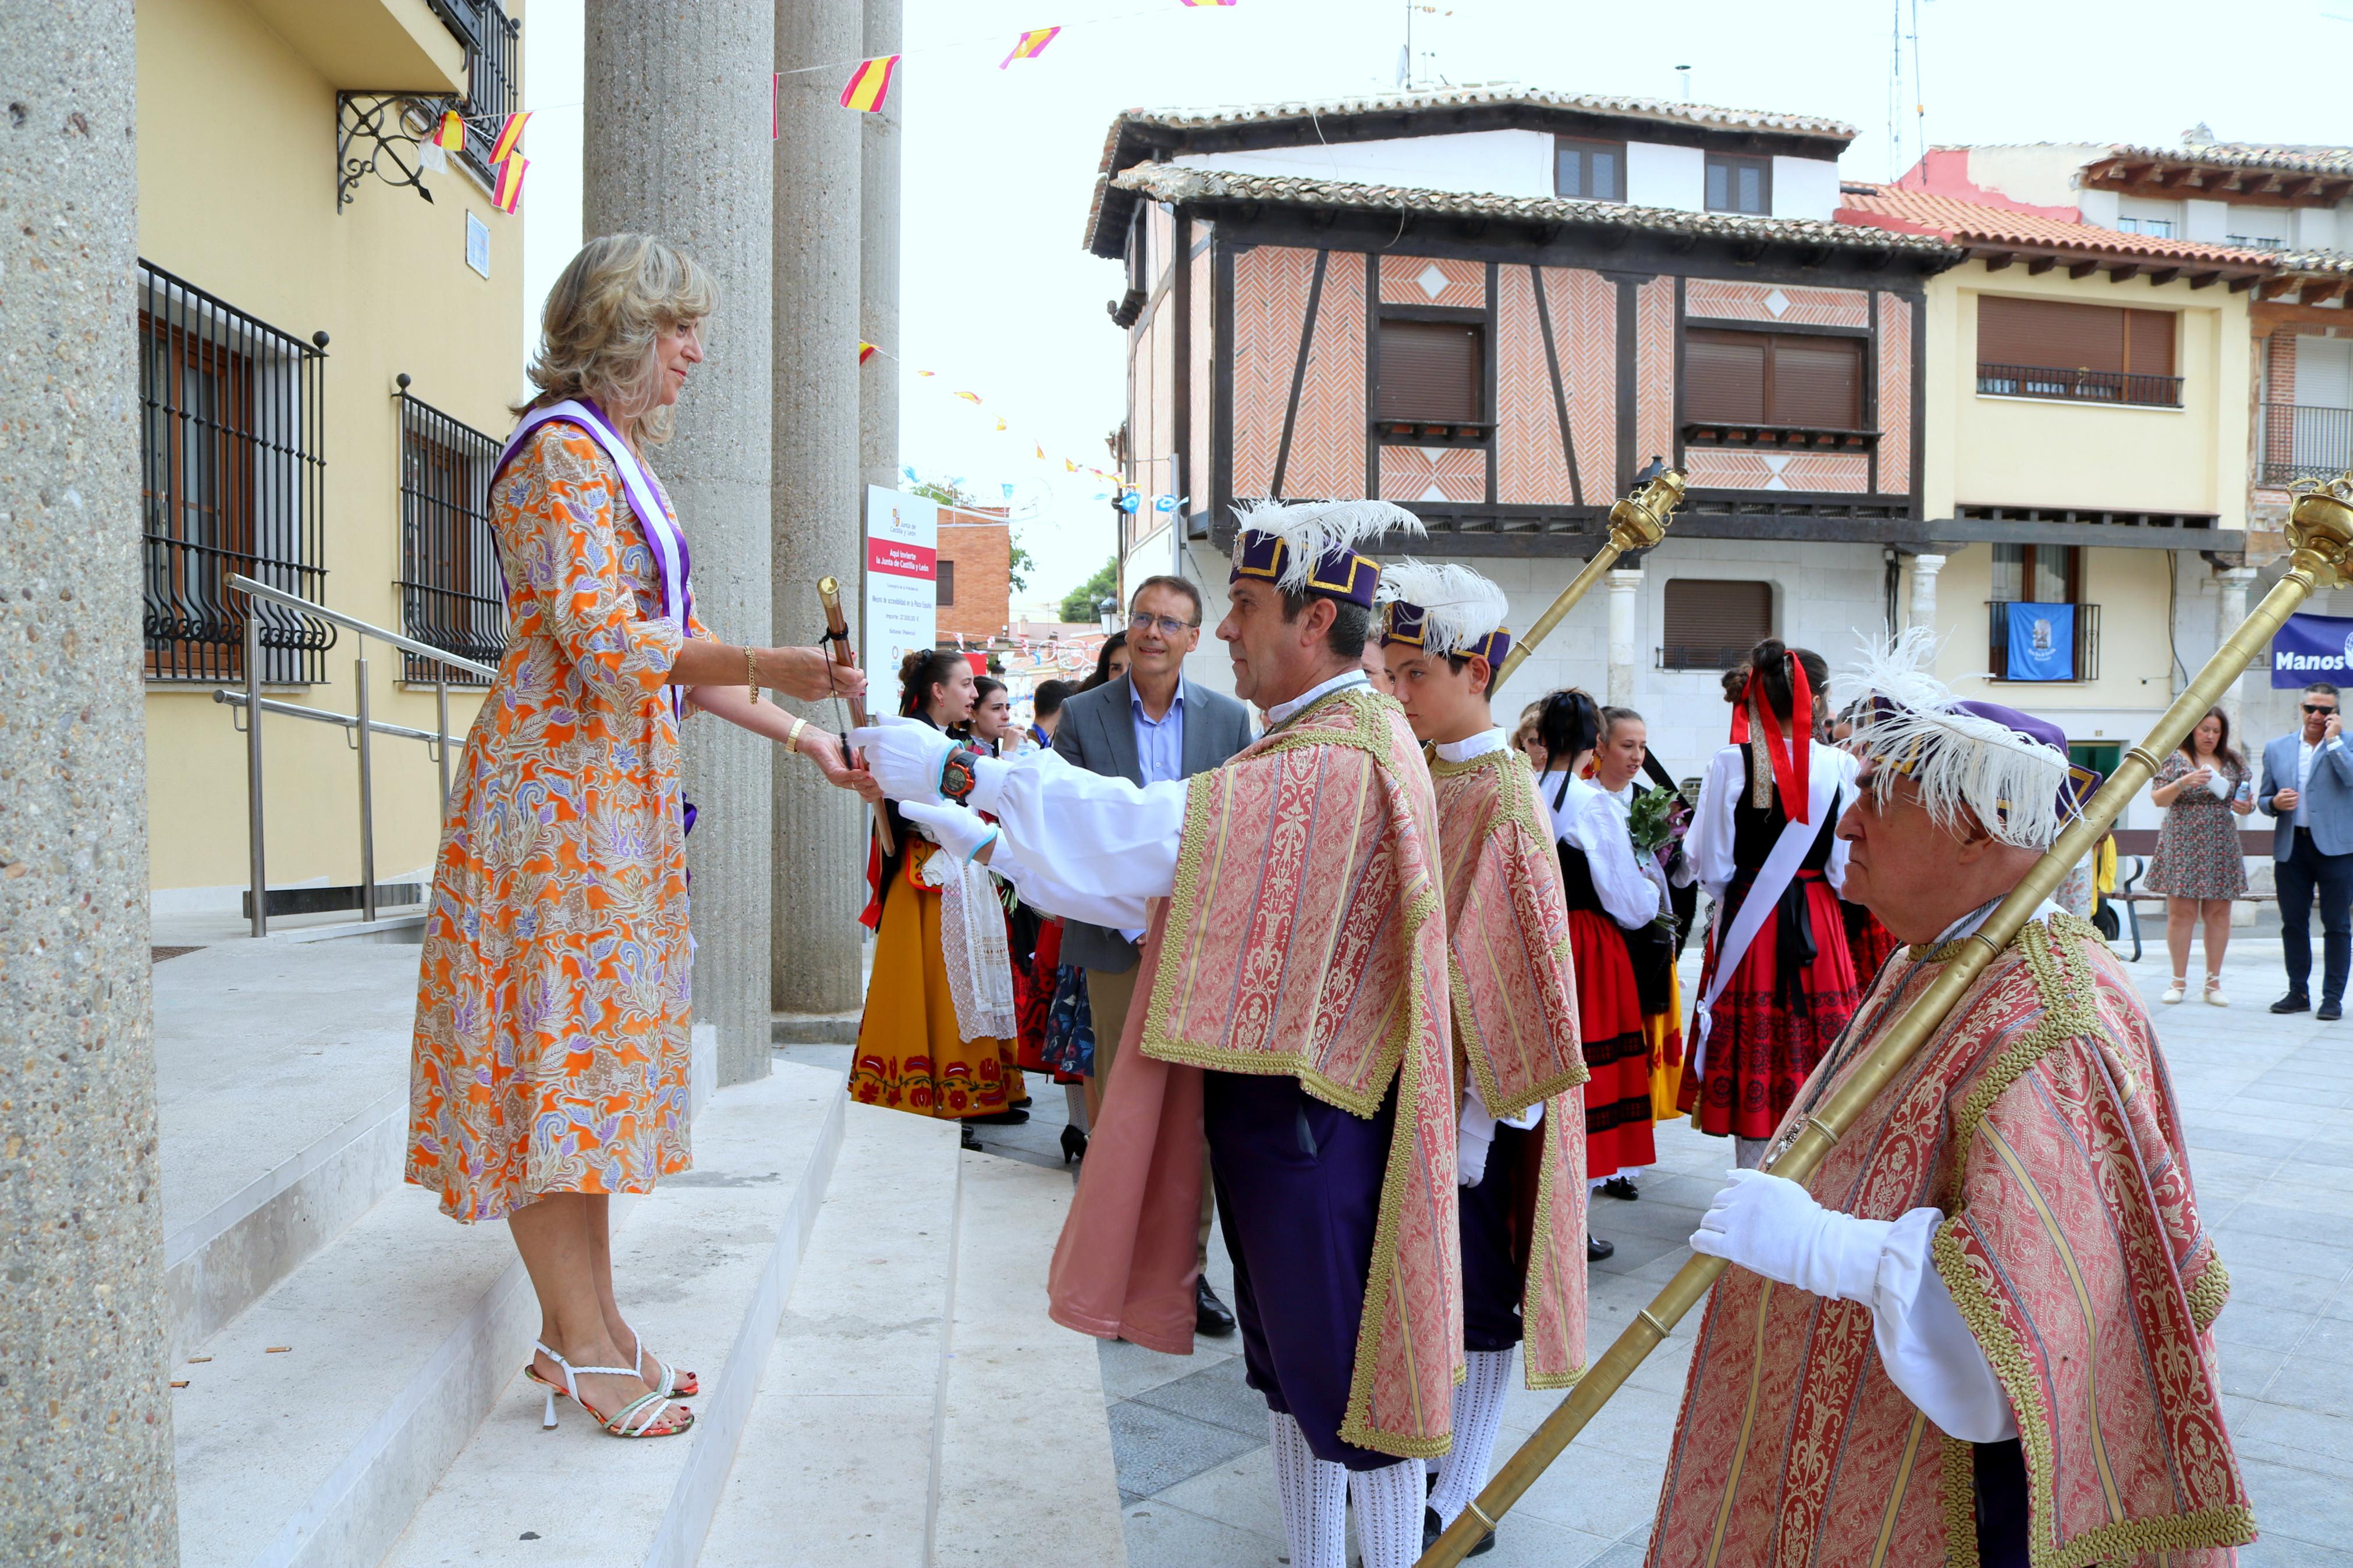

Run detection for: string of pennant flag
[[427, 108, 533, 213], [858, 338, 1128, 493]]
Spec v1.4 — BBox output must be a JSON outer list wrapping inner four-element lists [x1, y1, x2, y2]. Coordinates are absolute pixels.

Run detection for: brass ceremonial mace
[[816, 575, 895, 855], [1493, 467, 1691, 688], [1419, 471, 2353, 1568]]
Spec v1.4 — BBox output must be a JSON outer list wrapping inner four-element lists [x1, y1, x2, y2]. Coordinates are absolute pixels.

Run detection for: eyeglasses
[[1127, 613, 1199, 637], [2306, 704, 2340, 716]]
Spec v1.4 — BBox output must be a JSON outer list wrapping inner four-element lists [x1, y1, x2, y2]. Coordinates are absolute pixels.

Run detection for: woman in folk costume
[[1379, 563, 1590, 1559], [1531, 689, 1662, 1259], [1656, 630, 2251, 1568], [1681, 638, 1862, 1168], [1832, 698, 1906, 983], [1592, 705, 1692, 1193], [849, 648, 1025, 1150], [847, 499, 1461, 1568], [407, 236, 871, 1439]]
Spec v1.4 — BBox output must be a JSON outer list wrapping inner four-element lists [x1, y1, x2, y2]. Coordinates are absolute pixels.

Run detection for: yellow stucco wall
[[1928, 545, 2181, 713], [137, 0, 524, 895]]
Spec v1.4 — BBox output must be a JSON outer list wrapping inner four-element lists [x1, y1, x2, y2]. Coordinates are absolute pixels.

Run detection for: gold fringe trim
[[1521, 1090, 1589, 1390], [1939, 1435, 1979, 1568], [2185, 1256, 2232, 1335]]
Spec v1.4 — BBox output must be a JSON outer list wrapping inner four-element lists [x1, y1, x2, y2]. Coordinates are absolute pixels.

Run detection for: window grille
[[396, 387, 507, 684], [424, 0, 521, 181], [138, 261, 329, 683]]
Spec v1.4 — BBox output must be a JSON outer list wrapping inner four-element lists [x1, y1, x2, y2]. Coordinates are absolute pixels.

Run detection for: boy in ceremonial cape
[[1380, 562, 1591, 1556], [1651, 631, 2252, 1568], [847, 500, 1460, 1568]]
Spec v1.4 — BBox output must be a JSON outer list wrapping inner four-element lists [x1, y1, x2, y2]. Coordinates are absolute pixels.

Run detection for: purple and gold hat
[[1378, 560, 1514, 669], [1228, 499, 1424, 609]]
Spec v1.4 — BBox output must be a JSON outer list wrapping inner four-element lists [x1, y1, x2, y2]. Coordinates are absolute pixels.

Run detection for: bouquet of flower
[[1626, 783, 1692, 933]]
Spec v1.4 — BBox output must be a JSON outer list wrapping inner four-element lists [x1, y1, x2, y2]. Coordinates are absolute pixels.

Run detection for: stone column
[[859, 0, 901, 497], [773, 0, 868, 1014], [585, 2, 778, 1087], [2215, 566, 2259, 726], [1, 5, 179, 1559], [1605, 567, 1642, 706], [1906, 552, 1947, 634]]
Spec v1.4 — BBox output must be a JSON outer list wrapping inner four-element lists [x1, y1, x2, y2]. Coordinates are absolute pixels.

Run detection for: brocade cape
[[1047, 685, 1464, 1459], [1429, 744, 1591, 1390], [1649, 914, 2251, 1568]]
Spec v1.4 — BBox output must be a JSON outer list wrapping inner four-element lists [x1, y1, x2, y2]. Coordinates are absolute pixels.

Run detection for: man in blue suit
[[1055, 573, 1256, 1334], [2261, 681, 2353, 1019]]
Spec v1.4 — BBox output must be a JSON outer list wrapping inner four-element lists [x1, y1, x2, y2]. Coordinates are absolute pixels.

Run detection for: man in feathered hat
[[1380, 561, 1589, 1557], [1649, 630, 2252, 1568], [845, 499, 1458, 1568]]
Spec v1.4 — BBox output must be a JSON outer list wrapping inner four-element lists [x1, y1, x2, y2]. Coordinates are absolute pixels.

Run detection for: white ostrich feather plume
[[1378, 559, 1510, 656], [1829, 627, 2074, 851], [1231, 498, 1424, 594]]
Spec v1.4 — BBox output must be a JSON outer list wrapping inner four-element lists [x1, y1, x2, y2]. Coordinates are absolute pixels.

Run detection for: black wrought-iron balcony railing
[[1986, 600, 2102, 682], [1977, 362, 2184, 409], [2259, 402, 2353, 487]]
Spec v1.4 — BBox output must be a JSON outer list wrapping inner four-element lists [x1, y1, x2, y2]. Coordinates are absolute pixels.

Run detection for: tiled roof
[[2276, 250, 2353, 277], [1837, 185, 2278, 269], [2095, 142, 2353, 179], [1106, 163, 1958, 262]]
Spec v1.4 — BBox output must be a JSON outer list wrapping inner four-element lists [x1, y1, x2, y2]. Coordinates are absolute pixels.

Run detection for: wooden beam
[[2147, 266, 2182, 287], [1981, 251, 2015, 271], [2068, 259, 2100, 280], [2188, 271, 2221, 289], [2260, 276, 2304, 301], [2107, 262, 2142, 284], [2025, 255, 2056, 276], [2230, 274, 2263, 293], [2279, 176, 2317, 201], [2301, 279, 2349, 307]]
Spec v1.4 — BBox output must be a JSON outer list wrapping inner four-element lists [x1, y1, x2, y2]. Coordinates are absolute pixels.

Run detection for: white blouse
[[1535, 770, 1663, 930], [1685, 741, 1855, 899]]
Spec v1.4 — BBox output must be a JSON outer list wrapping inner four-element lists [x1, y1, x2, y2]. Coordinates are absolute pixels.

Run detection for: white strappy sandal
[[523, 1341, 694, 1438], [622, 1324, 697, 1399]]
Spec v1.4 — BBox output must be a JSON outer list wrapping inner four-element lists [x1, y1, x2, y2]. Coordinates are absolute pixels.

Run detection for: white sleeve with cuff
[[1846, 1207, 2018, 1444], [968, 751, 1187, 931], [1685, 748, 1741, 899], [1571, 789, 1667, 930]]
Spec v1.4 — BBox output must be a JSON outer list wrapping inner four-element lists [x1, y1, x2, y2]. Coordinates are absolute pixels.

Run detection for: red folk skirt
[[1012, 918, 1080, 1084], [1681, 870, 1860, 1142], [1569, 908, 1654, 1181]]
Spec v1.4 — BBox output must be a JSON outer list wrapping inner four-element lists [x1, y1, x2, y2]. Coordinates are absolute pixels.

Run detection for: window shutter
[[1684, 330, 1768, 422], [1662, 579, 1772, 668], [1378, 319, 1483, 420], [1770, 337, 1862, 428], [937, 559, 956, 607], [1977, 297, 2128, 373], [2124, 309, 2175, 378]]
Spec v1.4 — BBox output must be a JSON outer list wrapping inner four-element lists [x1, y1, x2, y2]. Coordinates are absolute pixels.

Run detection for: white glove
[[1456, 1092, 1497, 1187], [1687, 1168, 1889, 1303], [846, 714, 960, 803], [897, 799, 998, 864]]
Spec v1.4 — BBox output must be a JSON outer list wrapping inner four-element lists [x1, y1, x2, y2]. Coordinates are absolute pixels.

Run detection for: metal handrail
[[221, 572, 498, 936]]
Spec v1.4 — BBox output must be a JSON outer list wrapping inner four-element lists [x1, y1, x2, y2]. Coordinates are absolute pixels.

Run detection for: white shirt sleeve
[[1555, 782, 1664, 930], [1823, 745, 1859, 897], [1865, 1208, 2017, 1443], [1685, 748, 1742, 899], [968, 750, 1187, 930]]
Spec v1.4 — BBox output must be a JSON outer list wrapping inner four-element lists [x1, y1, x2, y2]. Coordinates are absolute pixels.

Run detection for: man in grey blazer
[[2260, 681, 2353, 1019], [1056, 573, 1255, 1335]]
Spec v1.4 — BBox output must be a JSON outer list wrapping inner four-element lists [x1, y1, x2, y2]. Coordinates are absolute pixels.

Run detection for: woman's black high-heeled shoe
[[1060, 1124, 1088, 1164], [960, 1123, 983, 1152]]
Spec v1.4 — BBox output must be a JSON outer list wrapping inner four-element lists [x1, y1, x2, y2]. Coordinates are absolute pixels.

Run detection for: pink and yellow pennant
[[1035, 443, 1046, 460], [431, 109, 467, 151], [995, 417, 1008, 431], [1177, 0, 1239, 7], [491, 152, 528, 214], [858, 341, 878, 365], [487, 111, 530, 164], [1000, 27, 1061, 67], [954, 390, 982, 404], [839, 55, 900, 112]]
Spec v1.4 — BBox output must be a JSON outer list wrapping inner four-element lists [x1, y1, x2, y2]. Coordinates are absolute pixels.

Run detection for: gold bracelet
[[747, 646, 761, 706], [784, 714, 807, 756]]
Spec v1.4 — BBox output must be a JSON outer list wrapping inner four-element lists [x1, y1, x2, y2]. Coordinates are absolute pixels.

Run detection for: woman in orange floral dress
[[407, 235, 864, 1441]]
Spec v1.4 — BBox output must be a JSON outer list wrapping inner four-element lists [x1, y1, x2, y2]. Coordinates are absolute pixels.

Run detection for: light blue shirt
[[1131, 682, 1187, 787]]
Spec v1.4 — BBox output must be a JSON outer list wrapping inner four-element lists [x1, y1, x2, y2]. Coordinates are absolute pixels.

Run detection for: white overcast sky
[[521, 0, 2353, 614]]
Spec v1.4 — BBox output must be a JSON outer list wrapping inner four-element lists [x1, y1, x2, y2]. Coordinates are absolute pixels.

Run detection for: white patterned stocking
[[1428, 1345, 1517, 1529], [1348, 1456, 1428, 1568], [1267, 1410, 1346, 1568]]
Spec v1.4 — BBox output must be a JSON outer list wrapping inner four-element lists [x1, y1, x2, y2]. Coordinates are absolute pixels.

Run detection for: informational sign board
[[863, 485, 938, 686], [2271, 611, 2353, 688]]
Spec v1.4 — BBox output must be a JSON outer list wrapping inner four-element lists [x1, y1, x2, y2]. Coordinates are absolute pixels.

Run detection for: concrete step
[[169, 1062, 839, 1568], [702, 1107, 1127, 1566], [375, 1064, 843, 1568]]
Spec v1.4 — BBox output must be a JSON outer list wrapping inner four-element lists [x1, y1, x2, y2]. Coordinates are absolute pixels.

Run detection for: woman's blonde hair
[[520, 233, 715, 445]]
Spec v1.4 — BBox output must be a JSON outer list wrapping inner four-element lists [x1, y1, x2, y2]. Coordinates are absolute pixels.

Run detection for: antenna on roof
[[1676, 65, 1691, 101]]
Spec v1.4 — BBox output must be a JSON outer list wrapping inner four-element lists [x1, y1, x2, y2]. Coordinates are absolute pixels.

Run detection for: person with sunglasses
[[2260, 681, 2353, 1019]]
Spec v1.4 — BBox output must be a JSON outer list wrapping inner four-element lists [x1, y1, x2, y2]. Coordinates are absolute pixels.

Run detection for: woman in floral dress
[[2146, 705, 2254, 1006], [407, 235, 863, 1440]]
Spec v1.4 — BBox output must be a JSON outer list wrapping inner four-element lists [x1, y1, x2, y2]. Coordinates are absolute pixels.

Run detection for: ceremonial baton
[[1418, 471, 2353, 1567], [1492, 465, 1688, 689], [816, 575, 895, 856]]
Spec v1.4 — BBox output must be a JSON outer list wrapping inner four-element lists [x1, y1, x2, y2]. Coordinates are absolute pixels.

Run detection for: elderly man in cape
[[1380, 560, 1591, 1557], [1649, 631, 2252, 1568], [849, 500, 1460, 1568]]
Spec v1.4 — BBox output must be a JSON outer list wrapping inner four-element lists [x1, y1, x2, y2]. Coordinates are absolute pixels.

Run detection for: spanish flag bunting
[[858, 341, 878, 365], [487, 111, 530, 164], [917, 369, 935, 378], [431, 109, 467, 151], [1035, 443, 1046, 460], [1064, 458, 1079, 472], [995, 417, 1008, 431], [839, 54, 900, 112], [999, 26, 1061, 68], [954, 390, 982, 404], [1177, 0, 1239, 7], [491, 153, 528, 214]]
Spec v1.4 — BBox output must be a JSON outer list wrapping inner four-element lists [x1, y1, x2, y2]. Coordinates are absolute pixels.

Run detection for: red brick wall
[[936, 505, 1012, 642]]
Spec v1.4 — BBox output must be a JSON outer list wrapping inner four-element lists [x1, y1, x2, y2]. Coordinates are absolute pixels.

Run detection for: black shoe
[[2271, 993, 2311, 1015], [1588, 1234, 1615, 1263], [1600, 1176, 1640, 1201], [960, 1123, 983, 1151], [1195, 1278, 1237, 1338], [1421, 1505, 1496, 1556], [970, 1107, 1030, 1125], [1009, 1096, 1033, 1111], [2322, 1000, 2344, 1022], [1060, 1124, 1088, 1164]]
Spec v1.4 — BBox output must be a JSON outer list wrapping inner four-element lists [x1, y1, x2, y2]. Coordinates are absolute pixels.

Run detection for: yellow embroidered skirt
[[851, 842, 1024, 1118]]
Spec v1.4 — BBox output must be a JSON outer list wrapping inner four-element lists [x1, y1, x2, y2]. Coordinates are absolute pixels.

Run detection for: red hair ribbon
[[1727, 652, 1815, 823]]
